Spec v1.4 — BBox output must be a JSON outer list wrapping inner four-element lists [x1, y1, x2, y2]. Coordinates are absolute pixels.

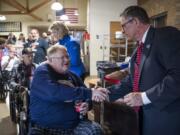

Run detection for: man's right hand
[[91, 88, 109, 102]]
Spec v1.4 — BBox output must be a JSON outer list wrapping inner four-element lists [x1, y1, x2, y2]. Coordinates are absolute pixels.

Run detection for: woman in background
[[49, 22, 86, 81]]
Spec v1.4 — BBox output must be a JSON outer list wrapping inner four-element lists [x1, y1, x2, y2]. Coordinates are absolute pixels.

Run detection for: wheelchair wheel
[[18, 111, 28, 135], [3, 83, 8, 99], [18, 120, 28, 135], [0, 91, 6, 101], [9, 91, 17, 123], [0, 84, 5, 101]]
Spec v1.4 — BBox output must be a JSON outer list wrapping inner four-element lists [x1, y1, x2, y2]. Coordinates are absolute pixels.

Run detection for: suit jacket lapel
[[139, 26, 155, 80]]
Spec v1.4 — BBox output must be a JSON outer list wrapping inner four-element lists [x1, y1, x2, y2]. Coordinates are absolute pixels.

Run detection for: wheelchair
[[9, 83, 29, 135], [0, 70, 10, 101]]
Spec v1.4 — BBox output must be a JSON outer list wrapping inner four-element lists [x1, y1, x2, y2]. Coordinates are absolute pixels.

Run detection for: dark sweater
[[29, 63, 92, 129]]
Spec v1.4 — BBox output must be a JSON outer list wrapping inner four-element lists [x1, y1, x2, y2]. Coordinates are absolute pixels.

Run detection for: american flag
[[56, 8, 78, 23]]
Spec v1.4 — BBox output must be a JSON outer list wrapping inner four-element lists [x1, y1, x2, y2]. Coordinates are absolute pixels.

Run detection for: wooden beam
[[2, 0, 44, 21], [29, 0, 51, 13], [7, 0, 27, 11], [26, 0, 29, 11], [11, 0, 27, 11], [3, 0, 27, 13]]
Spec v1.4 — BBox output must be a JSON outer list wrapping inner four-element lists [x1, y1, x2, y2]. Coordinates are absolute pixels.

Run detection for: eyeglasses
[[121, 18, 134, 29], [50, 56, 69, 60]]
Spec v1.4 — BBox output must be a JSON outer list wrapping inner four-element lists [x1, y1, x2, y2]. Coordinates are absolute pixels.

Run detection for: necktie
[[133, 42, 143, 112]]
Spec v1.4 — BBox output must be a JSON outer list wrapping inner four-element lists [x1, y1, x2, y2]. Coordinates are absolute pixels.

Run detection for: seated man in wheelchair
[[0, 38, 7, 100], [11, 48, 36, 90], [0, 42, 21, 100], [29, 45, 108, 135], [1, 46, 20, 71], [9, 48, 37, 135], [0, 38, 6, 63]]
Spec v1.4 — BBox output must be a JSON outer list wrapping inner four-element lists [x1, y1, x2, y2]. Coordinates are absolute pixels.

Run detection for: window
[[150, 12, 167, 28], [0, 22, 21, 32]]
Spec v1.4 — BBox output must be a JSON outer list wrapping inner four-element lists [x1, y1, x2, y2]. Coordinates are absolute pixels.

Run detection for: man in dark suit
[[30, 29, 49, 64], [108, 6, 180, 135]]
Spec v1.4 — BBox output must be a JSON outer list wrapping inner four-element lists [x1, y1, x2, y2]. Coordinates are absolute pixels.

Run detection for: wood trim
[[26, 0, 29, 11]]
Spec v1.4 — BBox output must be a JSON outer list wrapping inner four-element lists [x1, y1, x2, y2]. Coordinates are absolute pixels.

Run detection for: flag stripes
[[56, 8, 78, 23]]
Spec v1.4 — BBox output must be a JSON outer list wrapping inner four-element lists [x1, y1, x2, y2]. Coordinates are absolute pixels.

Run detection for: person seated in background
[[15, 33, 26, 47], [9, 48, 36, 135], [7, 32, 16, 45], [1, 47, 20, 79], [1, 40, 12, 56], [11, 48, 36, 90], [49, 22, 86, 81], [29, 45, 108, 135], [0, 38, 6, 64]]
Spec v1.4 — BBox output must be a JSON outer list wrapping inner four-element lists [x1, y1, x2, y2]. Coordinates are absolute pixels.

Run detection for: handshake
[[91, 87, 109, 102]]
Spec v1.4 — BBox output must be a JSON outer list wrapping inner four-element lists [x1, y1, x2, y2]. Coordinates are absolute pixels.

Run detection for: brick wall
[[175, 0, 180, 29], [138, 0, 180, 29]]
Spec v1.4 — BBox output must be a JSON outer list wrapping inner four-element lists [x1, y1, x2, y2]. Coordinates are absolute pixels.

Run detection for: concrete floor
[[0, 100, 17, 135]]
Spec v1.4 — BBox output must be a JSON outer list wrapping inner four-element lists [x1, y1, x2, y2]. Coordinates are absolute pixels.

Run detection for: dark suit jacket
[[109, 26, 180, 135], [33, 38, 49, 64]]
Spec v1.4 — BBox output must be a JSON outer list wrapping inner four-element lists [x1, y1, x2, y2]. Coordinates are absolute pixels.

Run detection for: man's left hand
[[79, 102, 89, 115], [123, 92, 143, 107]]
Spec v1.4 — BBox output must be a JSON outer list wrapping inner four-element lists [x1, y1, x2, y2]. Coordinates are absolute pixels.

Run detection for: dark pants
[[28, 120, 103, 135]]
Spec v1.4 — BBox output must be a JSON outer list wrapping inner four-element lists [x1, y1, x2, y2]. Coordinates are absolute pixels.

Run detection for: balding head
[[47, 44, 70, 74]]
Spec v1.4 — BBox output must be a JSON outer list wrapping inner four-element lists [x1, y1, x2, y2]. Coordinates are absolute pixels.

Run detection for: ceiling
[[0, 0, 51, 21]]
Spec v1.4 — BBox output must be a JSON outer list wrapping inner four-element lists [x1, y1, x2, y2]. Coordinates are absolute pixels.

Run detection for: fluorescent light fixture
[[51, 2, 63, 11], [0, 15, 6, 21]]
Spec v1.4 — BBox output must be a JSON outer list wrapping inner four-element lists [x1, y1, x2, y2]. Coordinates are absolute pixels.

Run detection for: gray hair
[[49, 21, 69, 37], [47, 44, 67, 58], [120, 6, 150, 24]]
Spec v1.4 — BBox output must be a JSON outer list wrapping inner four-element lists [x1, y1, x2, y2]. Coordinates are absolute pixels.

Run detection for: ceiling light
[[51, 1, 63, 11], [0, 15, 6, 21]]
